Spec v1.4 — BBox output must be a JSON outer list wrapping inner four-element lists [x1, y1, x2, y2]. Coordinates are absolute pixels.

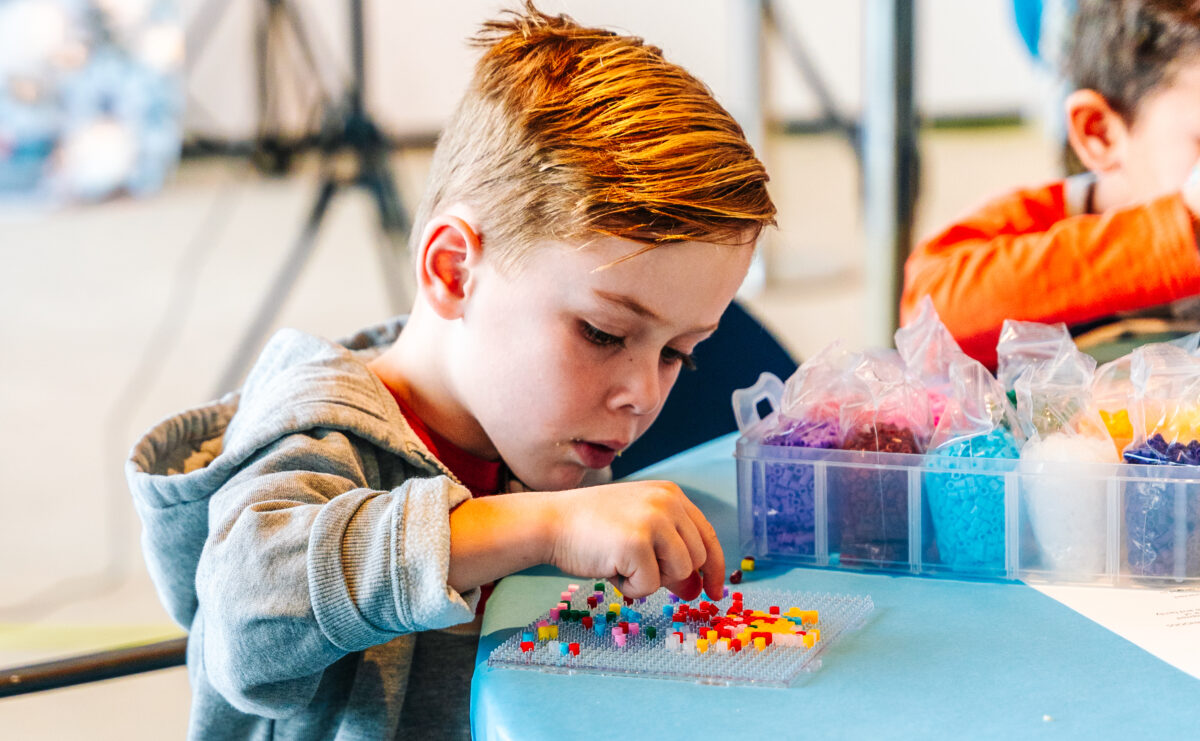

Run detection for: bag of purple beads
[[1121, 344, 1200, 580], [734, 344, 860, 557], [834, 349, 935, 567]]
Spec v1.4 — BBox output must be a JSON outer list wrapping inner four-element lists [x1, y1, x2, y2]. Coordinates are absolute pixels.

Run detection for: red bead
[[521, 641, 534, 652], [731, 592, 743, 601], [769, 605, 780, 615], [729, 570, 743, 584], [569, 642, 580, 656], [582, 616, 594, 629]]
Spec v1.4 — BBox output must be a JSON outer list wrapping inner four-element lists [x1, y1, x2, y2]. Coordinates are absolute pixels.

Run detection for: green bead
[[645, 626, 657, 639], [594, 582, 605, 592]]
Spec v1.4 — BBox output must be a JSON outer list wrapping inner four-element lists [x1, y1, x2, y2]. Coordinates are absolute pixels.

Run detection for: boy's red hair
[[413, 2, 776, 270]]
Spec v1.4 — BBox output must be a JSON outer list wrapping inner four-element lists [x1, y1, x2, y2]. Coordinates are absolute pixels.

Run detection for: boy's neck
[[367, 310, 500, 461], [1089, 172, 1132, 214]]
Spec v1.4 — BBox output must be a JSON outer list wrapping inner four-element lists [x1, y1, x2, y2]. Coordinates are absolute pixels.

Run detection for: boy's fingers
[[674, 516, 708, 573], [653, 528, 695, 583], [619, 542, 661, 598], [666, 570, 703, 601], [678, 498, 725, 599]]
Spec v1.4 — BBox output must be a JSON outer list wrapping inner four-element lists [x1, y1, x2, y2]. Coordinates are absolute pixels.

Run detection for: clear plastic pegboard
[[487, 582, 873, 687]]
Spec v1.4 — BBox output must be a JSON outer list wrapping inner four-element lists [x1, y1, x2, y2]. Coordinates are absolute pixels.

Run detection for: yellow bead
[[696, 639, 708, 654], [754, 637, 766, 651]]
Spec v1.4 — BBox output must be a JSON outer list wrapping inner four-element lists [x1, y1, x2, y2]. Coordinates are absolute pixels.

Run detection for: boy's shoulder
[[226, 321, 413, 458]]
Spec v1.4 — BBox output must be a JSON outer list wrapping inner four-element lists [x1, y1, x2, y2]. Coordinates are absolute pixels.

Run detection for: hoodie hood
[[125, 318, 449, 627]]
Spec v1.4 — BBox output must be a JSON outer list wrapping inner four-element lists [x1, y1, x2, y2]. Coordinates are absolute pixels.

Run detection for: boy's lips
[[571, 439, 626, 469]]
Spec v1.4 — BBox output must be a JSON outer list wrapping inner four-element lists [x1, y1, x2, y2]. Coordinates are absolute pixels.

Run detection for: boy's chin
[[511, 462, 590, 492]]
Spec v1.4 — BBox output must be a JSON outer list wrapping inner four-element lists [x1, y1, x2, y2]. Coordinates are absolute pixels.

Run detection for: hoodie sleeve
[[196, 428, 478, 718]]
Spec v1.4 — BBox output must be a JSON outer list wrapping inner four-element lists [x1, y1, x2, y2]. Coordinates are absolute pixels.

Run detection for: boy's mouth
[[571, 439, 625, 469]]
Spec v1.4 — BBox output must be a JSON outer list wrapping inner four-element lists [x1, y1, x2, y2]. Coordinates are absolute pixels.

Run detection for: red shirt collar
[[385, 387, 505, 498]]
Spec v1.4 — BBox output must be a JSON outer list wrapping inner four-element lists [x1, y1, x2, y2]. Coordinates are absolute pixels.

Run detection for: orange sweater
[[900, 179, 1200, 369]]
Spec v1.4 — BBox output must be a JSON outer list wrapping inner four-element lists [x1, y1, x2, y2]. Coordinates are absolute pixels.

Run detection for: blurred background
[[0, 0, 1063, 736]]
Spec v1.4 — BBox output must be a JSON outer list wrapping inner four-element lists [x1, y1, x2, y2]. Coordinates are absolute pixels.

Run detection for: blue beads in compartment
[[924, 428, 1019, 572]]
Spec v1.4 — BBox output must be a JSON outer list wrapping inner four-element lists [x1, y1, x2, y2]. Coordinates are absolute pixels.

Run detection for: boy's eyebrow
[[593, 289, 720, 333]]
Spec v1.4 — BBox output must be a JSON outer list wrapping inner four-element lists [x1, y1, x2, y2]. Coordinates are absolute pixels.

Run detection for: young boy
[[901, 0, 1200, 369], [126, 3, 775, 739]]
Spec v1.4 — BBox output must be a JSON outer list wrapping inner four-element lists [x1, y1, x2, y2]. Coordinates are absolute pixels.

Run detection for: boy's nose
[[609, 354, 664, 416]]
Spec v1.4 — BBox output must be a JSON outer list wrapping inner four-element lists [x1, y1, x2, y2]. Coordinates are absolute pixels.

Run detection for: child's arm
[[197, 429, 477, 717], [447, 480, 724, 601], [901, 184, 1200, 367]]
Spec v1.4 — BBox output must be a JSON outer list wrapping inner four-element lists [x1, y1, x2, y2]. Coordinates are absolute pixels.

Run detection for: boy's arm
[[447, 480, 725, 601], [901, 187, 1200, 368], [197, 429, 476, 718]]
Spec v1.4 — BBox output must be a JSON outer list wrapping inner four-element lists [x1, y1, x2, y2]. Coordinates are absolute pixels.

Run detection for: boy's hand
[[546, 480, 725, 601]]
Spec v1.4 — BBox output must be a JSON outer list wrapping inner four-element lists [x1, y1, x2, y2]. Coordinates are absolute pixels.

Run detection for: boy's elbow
[[209, 665, 320, 719]]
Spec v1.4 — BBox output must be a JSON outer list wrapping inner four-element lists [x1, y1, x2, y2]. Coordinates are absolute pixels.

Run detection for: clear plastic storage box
[[733, 375, 1200, 586]]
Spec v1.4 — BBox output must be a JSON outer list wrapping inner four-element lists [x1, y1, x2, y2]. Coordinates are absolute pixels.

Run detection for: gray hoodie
[[126, 318, 480, 739]]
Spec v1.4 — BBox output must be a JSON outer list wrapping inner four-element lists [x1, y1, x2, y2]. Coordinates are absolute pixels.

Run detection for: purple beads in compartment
[[924, 428, 1018, 572], [835, 423, 922, 566], [1122, 434, 1200, 578], [756, 418, 839, 556]]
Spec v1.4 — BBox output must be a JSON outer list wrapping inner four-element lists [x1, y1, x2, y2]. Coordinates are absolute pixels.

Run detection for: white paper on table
[[1035, 584, 1200, 680]]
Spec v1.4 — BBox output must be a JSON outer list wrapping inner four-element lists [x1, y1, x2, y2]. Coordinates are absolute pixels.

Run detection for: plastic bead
[[729, 570, 742, 584]]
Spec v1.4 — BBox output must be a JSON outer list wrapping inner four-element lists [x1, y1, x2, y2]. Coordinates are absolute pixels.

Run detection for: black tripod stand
[[190, 0, 415, 396]]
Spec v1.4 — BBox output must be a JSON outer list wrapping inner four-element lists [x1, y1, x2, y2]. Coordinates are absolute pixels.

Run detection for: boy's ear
[[416, 214, 484, 320], [1064, 89, 1130, 173]]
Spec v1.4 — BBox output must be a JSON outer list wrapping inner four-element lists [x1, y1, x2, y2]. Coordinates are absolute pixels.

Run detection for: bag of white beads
[[1014, 341, 1118, 576]]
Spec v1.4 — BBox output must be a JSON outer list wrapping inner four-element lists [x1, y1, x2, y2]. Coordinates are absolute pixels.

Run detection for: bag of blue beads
[[923, 357, 1022, 573], [1121, 344, 1200, 580]]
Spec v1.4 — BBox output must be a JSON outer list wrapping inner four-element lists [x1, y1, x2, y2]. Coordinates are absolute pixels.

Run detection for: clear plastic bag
[[1015, 343, 1117, 575], [895, 296, 964, 427], [1088, 354, 1136, 456], [834, 349, 935, 566], [736, 343, 862, 557], [923, 356, 1023, 571], [996, 319, 1073, 403], [1122, 343, 1200, 578]]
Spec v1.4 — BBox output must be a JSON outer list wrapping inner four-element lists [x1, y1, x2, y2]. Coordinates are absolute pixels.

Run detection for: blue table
[[473, 434, 1200, 739]]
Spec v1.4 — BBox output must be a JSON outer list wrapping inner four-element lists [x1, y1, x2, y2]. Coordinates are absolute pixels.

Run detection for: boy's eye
[[581, 322, 625, 348], [661, 346, 698, 371]]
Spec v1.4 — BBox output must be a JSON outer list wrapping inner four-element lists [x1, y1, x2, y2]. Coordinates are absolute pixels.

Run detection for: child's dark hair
[[1067, 0, 1200, 122]]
